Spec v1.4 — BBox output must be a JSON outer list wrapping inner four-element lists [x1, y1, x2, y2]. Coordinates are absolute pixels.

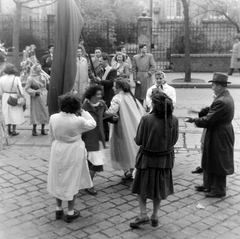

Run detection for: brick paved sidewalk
[[1, 88, 240, 239]]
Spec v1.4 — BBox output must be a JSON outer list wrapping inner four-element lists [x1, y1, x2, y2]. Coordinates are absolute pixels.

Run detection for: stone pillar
[[137, 11, 152, 52]]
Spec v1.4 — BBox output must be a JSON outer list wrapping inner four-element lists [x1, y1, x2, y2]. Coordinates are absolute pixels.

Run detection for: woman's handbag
[[7, 77, 18, 106]]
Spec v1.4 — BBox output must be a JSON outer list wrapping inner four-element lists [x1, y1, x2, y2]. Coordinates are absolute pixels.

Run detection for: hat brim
[[208, 80, 231, 84]]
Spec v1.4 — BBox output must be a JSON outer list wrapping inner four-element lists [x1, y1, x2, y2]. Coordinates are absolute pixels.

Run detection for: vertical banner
[[48, 0, 84, 115]]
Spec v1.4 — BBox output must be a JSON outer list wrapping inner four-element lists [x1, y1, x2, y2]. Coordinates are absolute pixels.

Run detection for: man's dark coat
[[195, 90, 235, 175]]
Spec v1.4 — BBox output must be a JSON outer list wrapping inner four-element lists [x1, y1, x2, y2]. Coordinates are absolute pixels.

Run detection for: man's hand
[[94, 76, 101, 84], [136, 81, 141, 84], [185, 117, 195, 123]]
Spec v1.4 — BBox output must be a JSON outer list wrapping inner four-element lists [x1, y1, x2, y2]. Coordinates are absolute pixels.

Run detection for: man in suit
[[91, 47, 102, 78], [95, 52, 118, 141], [186, 73, 235, 198], [42, 45, 54, 75]]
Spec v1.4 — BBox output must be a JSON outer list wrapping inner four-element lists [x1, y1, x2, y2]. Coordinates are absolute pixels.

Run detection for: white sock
[[56, 206, 62, 211], [68, 210, 74, 215]]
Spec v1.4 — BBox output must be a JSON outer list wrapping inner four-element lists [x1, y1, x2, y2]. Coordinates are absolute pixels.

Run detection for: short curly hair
[[151, 91, 173, 118], [3, 62, 18, 75], [84, 85, 103, 100], [58, 93, 82, 114]]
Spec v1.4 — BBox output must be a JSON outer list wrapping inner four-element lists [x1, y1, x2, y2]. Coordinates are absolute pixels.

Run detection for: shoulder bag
[[7, 77, 18, 106]]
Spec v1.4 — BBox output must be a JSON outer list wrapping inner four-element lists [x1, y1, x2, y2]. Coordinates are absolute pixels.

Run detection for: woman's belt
[[139, 146, 174, 157], [4, 91, 17, 94]]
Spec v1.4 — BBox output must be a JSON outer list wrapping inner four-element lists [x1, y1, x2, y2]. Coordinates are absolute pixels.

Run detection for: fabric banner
[[48, 0, 84, 115]]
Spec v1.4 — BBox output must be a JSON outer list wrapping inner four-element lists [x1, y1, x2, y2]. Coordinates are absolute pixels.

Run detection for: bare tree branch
[[22, 0, 57, 9]]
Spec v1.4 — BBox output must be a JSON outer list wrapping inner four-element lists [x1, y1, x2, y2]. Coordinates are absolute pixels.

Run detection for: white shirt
[[146, 82, 176, 110]]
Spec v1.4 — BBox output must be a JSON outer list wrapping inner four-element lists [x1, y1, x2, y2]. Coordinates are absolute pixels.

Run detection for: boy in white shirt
[[145, 71, 176, 112]]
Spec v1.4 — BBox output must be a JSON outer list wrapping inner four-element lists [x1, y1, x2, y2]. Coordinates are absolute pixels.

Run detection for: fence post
[[106, 19, 109, 53], [137, 11, 152, 53]]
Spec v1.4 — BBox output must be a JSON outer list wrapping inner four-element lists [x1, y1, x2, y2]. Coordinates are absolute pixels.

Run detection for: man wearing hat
[[185, 73, 235, 198], [145, 70, 176, 112], [42, 45, 54, 75]]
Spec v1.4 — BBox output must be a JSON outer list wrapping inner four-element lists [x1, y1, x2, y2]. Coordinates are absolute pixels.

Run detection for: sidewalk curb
[[169, 83, 240, 88]]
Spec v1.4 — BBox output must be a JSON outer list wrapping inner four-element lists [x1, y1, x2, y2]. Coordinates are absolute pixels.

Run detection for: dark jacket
[[135, 113, 179, 169], [41, 53, 52, 75], [194, 90, 235, 175], [100, 68, 118, 107], [82, 100, 106, 151]]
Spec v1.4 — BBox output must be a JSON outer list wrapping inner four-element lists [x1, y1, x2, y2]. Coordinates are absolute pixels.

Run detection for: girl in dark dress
[[130, 91, 179, 228]]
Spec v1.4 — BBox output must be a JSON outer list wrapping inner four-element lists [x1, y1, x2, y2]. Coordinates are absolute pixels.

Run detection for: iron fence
[[0, 16, 238, 69]]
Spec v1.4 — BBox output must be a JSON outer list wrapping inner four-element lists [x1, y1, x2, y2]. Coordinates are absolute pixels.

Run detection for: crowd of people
[[0, 42, 235, 227]]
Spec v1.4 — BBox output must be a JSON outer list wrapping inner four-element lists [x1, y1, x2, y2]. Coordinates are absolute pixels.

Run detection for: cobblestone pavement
[[0, 89, 240, 239]]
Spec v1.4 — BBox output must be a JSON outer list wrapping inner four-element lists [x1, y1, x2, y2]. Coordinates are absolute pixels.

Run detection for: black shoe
[[56, 209, 64, 220], [11, 132, 19, 136], [41, 130, 48, 135], [195, 185, 209, 192], [206, 192, 226, 198], [122, 170, 133, 182], [150, 216, 159, 227], [63, 210, 80, 223], [32, 130, 38, 136], [85, 187, 97, 196], [191, 166, 203, 174], [129, 216, 150, 228]]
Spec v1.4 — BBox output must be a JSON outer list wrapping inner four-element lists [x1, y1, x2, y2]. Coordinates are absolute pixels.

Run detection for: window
[[176, 0, 182, 17]]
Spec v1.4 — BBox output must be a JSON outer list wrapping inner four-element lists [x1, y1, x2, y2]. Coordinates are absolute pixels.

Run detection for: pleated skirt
[[131, 168, 174, 200]]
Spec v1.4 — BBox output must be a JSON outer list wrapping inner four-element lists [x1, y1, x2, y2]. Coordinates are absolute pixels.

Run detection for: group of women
[[0, 62, 49, 136], [46, 76, 179, 226]]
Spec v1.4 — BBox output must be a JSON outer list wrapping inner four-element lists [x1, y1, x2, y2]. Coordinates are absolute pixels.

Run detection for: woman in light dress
[[47, 93, 96, 223], [104, 77, 145, 182], [0, 63, 25, 136]]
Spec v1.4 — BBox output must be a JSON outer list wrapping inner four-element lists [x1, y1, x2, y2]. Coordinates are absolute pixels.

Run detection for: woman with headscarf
[[25, 63, 49, 136], [104, 77, 145, 182], [0, 63, 25, 136], [130, 91, 179, 228]]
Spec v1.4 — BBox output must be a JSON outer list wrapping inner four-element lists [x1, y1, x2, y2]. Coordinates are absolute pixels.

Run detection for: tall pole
[[150, 0, 153, 17]]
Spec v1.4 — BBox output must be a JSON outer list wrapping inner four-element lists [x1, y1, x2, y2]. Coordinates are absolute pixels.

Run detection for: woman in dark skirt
[[82, 85, 107, 196], [130, 91, 179, 228]]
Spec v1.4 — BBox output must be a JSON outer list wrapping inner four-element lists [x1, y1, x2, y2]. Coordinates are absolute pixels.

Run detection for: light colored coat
[[0, 75, 25, 125], [47, 110, 96, 201]]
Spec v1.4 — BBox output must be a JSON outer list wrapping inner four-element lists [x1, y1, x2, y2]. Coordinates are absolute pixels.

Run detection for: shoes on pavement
[[63, 210, 80, 223], [150, 215, 159, 227], [129, 216, 150, 228], [122, 170, 133, 182], [191, 166, 203, 174], [32, 130, 38, 136], [205, 192, 226, 198], [195, 185, 210, 192], [56, 209, 64, 220], [11, 132, 19, 136], [41, 129, 48, 135], [85, 187, 97, 196]]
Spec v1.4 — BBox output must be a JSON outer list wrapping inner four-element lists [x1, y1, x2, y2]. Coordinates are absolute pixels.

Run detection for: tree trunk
[[181, 0, 191, 82], [12, 1, 22, 70]]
